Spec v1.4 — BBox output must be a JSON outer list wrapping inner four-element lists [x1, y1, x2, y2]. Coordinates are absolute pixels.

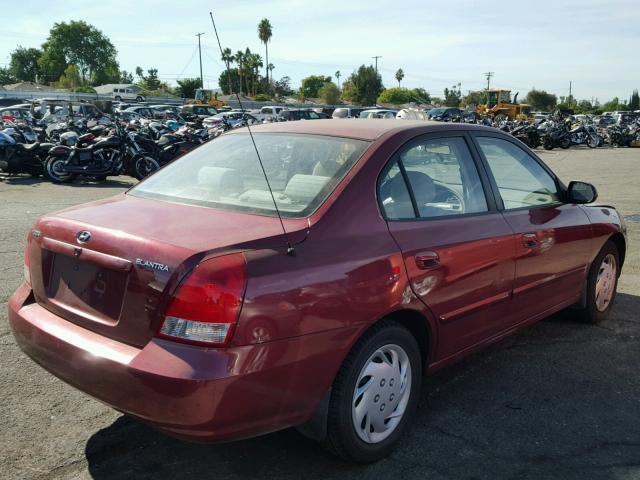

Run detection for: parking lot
[[1, 146, 639, 480]]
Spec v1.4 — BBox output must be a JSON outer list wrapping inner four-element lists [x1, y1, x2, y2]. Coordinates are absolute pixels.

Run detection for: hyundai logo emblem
[[76, 230, 92, 244]]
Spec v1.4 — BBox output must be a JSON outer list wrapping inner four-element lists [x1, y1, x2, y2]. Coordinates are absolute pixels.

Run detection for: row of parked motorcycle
[[0, 112, 246, 183], [480, 115, 640, 150]]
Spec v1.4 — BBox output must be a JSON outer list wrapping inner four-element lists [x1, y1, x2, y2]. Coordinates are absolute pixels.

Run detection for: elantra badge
[[76, 230, 92, 243], [136, 258, 170, 273]]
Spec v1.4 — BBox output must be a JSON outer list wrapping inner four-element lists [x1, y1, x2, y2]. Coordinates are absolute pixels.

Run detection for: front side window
[[476, 136, 560, 209], [131, 133, 370, 217], [379, 136, 488, 220]]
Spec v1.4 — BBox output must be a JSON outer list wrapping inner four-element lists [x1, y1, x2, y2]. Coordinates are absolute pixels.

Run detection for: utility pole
[[196, 32, 205, 89], [484, 71, 494, 90], [372, 56, 382, 74], [569, 80, 572, 99]]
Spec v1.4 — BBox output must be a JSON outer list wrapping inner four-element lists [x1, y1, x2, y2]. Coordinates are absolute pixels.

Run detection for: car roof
[[227, 118, 489, 141]]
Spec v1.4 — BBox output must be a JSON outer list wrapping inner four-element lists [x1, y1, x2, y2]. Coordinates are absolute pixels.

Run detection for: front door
[[473, 135, 593, 319], [379, 134, 517, 360]]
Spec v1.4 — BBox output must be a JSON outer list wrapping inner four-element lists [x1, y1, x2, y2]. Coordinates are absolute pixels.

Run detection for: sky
[[1, 0, 638, 102]]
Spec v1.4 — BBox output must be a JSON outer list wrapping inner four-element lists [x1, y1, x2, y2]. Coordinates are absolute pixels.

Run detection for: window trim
[[470, 132, 567, 212], [376, 131, 499, 222]]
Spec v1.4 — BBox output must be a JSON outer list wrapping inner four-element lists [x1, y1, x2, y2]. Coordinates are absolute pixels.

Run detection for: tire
[[575, 241, 620, 324], [93, 175, 108, 181], [114, 95, 122, 101], [543, 137, 554, 150], [587, 133, 600, 148], [44, 157, 77, 183], [560, 137, 571, 149], [325, 321, 422, 463], [132, 155, 160, 180], [136, 96, 144, 103]]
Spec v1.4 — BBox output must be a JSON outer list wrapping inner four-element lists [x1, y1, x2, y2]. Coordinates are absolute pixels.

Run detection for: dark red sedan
[[9, 120, 626, 462]]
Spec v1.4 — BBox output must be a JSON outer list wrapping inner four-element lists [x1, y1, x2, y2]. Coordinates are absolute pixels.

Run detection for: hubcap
[[352, 344, 412, 444], [595, 253, 616, 312]]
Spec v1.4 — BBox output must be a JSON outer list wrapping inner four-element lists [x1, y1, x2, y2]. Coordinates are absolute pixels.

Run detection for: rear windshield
[[333, 108, 348, 118], [130, 133, 370, 217]]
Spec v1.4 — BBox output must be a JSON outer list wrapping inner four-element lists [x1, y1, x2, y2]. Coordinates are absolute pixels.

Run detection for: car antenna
[[209, 11, 294, 256]]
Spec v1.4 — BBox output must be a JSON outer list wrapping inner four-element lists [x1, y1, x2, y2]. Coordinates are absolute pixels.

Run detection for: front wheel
[[587, 133, 600, 148], [560, 137, 571, 149], [44, 157, 77, 183], [543, 137, 554, 150], [132, 155, 160, 180], [325, 321, 422, 463], [575, 241, 620, 324]]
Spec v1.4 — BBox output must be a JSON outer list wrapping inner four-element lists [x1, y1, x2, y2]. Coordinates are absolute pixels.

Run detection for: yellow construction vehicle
[[188, 89, 225, 109], [476, 89, 532, 121]]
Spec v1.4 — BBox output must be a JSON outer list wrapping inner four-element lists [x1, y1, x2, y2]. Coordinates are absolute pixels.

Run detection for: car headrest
[[284, 174, 330, 204], [402, 170, 436, 204], [197, 167, 243, 198]]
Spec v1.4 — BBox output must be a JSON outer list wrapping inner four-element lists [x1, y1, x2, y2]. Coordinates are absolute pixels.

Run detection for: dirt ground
[[1, 146, 639, 479]]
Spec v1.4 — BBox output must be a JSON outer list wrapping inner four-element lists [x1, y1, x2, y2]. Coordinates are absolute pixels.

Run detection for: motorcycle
[[510, 122, 541, 149], [0, 130, 54, 177], [539, 121, 570, 150], [43, 123, 159, 183], [568, 123, 600, 148]]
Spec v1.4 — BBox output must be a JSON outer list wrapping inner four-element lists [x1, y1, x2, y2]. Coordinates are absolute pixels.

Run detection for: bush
[[253, 93, 272, 101], [318, 82, 340, 104]]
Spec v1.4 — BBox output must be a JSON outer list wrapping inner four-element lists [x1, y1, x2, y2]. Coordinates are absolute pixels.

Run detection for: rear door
[[472, 134, 593, 318], [380, 133, 517, 360]]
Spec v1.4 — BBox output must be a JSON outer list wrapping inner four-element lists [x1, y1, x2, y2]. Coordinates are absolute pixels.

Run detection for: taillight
[[24, 234, 31, 286], [158, 253, 246, 347]]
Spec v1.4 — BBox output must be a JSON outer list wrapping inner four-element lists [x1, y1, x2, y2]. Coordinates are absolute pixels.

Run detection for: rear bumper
[[8, 283, 341, 442]]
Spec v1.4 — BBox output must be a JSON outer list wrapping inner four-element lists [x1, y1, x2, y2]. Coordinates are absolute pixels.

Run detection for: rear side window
[[379, 161, 415, 220], [476, 137, 560, 209]]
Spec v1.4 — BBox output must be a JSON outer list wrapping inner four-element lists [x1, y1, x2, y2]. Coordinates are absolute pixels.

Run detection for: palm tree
[[252, 54, 263, 97], [221, 47, 234, 94], [335, 70, 341, 90], [258, 19, 273, 84], [395, 68, 404, 88], [235, 50, 245, 95]]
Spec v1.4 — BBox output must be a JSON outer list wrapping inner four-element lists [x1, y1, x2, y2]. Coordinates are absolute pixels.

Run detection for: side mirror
[[567, 181, 598, 204]]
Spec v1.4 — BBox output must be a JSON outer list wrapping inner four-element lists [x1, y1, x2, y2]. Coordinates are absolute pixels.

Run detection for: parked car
[[112, 87, 145, 103], [259, 105, 285, 116], [396, 108, 427, 120], [123, 106, 156, 119], [9, 120, 625, 463], [278, 109, 322, 121], [426, 107, 463, 121], [150, 105, 181, 119], [0, 106, 31, 121], [202, 111, 259, 129], [180, 104, 219, 121], [360, 109, 398, 119], [332, 107, 368, 119]]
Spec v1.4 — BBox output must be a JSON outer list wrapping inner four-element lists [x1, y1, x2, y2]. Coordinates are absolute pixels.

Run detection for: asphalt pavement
[[1, 146, 639, 479]]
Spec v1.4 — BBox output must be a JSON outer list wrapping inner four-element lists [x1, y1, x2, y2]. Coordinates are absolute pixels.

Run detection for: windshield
[[130, 133, 370, 217], [428, 108, 445, 116]]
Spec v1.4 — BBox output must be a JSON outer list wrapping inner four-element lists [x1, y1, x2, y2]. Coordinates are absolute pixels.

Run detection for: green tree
[[38, 20, 119, 85], [348, 65, 383, 106], [600, 97, 624, 112], [629, 89, 639, 111], [410, 87, 430, 104], [576, 99, 594, 114], [57, 64, 81, 90], [176, 78, 202, 98], [273, 76, 293, 97], [0, 67, 18, 85], [378, 87, 412, 104], [300, 75, 332, 99], [120, 70, 134, 83], [135, 67, 161, 91], [557, 95, 578, 111], [443, 84, 462, 107], [257, 19, 273, 84], [525, 89, 557, 111], [395, 68, 404, 87], [318, 81, 340, 104], [460, 90, 485, 108], [335, 70, 341, 89], [218, 68, 241, 95], [9, 46, 42, 82]]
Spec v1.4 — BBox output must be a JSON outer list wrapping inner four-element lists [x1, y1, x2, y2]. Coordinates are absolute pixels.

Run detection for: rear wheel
[[136, 96, 144, 103], [114, 95, 122, 102], [543, 137, 554, 150], [132, 155, 160, 180], [44, 157, 77, 183], [587, 133, 600, 148], [575, 241, 620, 324], [325, 321, 422, 463]]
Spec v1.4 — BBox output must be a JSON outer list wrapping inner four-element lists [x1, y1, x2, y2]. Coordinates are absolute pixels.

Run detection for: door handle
[[522, 233, 539, 248], [415, 251, 440, 270]]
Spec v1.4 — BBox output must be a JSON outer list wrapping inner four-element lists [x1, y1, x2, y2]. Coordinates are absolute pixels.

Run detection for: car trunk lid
[[28, 193, 308, 347]]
